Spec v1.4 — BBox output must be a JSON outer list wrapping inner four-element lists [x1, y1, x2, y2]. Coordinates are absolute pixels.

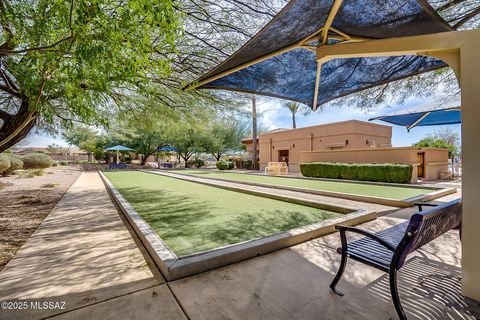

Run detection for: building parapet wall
[[299, 147, 419, 164]]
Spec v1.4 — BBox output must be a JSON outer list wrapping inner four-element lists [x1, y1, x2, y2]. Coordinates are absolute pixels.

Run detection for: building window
[[292, 144, 295, 148]]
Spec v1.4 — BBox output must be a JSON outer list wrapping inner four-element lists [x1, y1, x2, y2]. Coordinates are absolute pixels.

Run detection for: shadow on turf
[[114, 186, 338, 257]]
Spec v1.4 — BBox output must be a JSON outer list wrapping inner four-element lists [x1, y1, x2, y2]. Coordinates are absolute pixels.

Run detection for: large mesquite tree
[[0, 0, 179, 151]]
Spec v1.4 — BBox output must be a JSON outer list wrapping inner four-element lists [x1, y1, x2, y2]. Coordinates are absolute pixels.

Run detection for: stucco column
[[460, 42, 480, 301]]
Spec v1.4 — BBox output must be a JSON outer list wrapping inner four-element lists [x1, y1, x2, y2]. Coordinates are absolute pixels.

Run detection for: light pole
[[251, 95, 257, 170]]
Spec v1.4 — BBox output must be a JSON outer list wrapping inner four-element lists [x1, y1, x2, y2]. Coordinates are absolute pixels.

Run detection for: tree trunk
[[140, 150, 155, 166], [0, 100, 37, 152], [182, 153, 192, 167], [292, 112, 296, 129]]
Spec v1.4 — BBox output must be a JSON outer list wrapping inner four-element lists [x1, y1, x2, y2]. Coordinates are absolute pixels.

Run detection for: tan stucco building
[[242, 120, 449, 182]]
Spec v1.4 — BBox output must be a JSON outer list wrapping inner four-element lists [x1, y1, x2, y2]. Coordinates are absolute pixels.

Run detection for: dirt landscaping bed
[[0, 166, 82, 271]]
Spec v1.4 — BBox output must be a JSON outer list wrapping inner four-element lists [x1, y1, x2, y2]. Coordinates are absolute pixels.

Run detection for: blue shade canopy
[[105, 145, 134, 151], [157, 146, 178, 152], [188, 0, 454, 109], [370, 98, 461, 131]]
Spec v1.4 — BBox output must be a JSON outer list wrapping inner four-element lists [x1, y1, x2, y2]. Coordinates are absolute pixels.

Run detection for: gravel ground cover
[[0, 166, 82, 271]]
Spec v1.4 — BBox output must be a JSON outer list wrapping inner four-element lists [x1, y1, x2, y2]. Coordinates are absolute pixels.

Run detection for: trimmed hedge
[[216, 160, 234, 170], [21, 153, 54, 169], [300, 162, 413, 184]]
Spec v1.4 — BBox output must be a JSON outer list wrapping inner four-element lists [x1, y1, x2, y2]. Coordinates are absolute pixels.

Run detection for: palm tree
[[283, 102, 311, 129]]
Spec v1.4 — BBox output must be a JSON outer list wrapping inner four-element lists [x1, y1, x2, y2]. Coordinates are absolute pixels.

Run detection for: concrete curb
[[162, 170, 457, 208], [183, 168, 442, 189], [145, 170, 357, 214], [99, 171, 376, 281]]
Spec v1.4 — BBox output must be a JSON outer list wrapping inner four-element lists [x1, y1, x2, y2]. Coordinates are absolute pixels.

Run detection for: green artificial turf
[[104, 171, 341, 256], [178, 170, 434, 200]]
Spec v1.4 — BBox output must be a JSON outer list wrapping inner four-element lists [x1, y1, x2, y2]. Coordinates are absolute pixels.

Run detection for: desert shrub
[[187, 159, 205, 168], [41, 183, 58, 188], [21, 153, 53, 169], [196, 159, 205, 168], [2, 154, 23, 176], [216, 160, 234, 170], [0, 154, 11, 175], [299, 162, 412, 184], [94, 148, 105, 161], [216, 160, 228, 170], [60, 161, 69, 166], [31, 169, 44, 176]]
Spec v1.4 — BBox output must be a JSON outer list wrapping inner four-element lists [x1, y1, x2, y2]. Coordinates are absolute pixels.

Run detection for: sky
[[19, 96, 461, 148]]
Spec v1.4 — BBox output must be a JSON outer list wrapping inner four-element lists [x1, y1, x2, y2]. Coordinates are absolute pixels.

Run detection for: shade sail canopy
[[370, 98, 461, 130], [157, 146, 178, 152], [105, 145, 134, 151], [188, 0, 454, 109]]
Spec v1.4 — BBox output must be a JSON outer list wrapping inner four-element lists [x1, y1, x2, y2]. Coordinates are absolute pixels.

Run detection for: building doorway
[[417, 152, 425, 179], [278, 150, 289, 164]]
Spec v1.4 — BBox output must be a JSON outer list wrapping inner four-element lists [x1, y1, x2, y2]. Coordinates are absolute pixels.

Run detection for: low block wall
[[300, 147, 419, 164]]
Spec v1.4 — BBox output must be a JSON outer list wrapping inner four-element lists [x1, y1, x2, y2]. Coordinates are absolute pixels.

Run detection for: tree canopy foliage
[[0, 0, 179, 151], [63, 126, 106, 160], [413, 127, 460, 158]]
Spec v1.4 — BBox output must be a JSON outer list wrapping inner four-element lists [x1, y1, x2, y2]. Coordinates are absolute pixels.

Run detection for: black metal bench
[[329, 199, 462, 320]]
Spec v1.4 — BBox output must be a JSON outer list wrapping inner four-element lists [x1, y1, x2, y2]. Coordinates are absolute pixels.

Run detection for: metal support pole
[[252, 95, 257, 170]]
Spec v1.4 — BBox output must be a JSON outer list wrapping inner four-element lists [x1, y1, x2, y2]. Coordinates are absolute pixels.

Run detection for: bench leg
[[389, 268, 407, 320], [329, 252, 347, 296]]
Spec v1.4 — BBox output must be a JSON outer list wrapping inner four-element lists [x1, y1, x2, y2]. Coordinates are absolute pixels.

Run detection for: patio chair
[[264, 162, 288, 175], [329, 199, 462, 320]]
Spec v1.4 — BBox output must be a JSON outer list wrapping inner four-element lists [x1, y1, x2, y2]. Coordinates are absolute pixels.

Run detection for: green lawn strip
[[178, 170, 433, 200], [104, 171, 341, 257]]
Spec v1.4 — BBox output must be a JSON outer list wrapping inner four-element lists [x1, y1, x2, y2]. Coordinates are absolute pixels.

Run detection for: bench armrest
[[414, 202, 438, 212], [335, 225, 397, 252]]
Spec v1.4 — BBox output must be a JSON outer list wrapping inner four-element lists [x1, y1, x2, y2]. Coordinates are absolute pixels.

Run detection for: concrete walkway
[[0, 172, 185, 320], [0, 172, 473, 320]]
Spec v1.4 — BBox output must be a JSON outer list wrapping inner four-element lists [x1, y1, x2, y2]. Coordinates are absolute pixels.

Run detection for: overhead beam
[[185, 0, 349, 91], [320, 0, 344, 44], [185, 26, 328, 91], [329, 27, 373, 42], [184, 42, 300, 91], [407, 112, 430, 130], [312, 61, 322, 111], [315, 29, 476, 78]]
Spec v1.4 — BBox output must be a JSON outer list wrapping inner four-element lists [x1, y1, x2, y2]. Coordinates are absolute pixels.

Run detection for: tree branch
[[438, 0, 467, 13], [453, 6, 480, 28], [0, 109, 11, 120], [0, 36, 73, 56]]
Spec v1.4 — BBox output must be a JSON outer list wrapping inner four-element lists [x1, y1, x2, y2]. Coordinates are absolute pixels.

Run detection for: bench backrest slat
[[396, 199, 461, 269]]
